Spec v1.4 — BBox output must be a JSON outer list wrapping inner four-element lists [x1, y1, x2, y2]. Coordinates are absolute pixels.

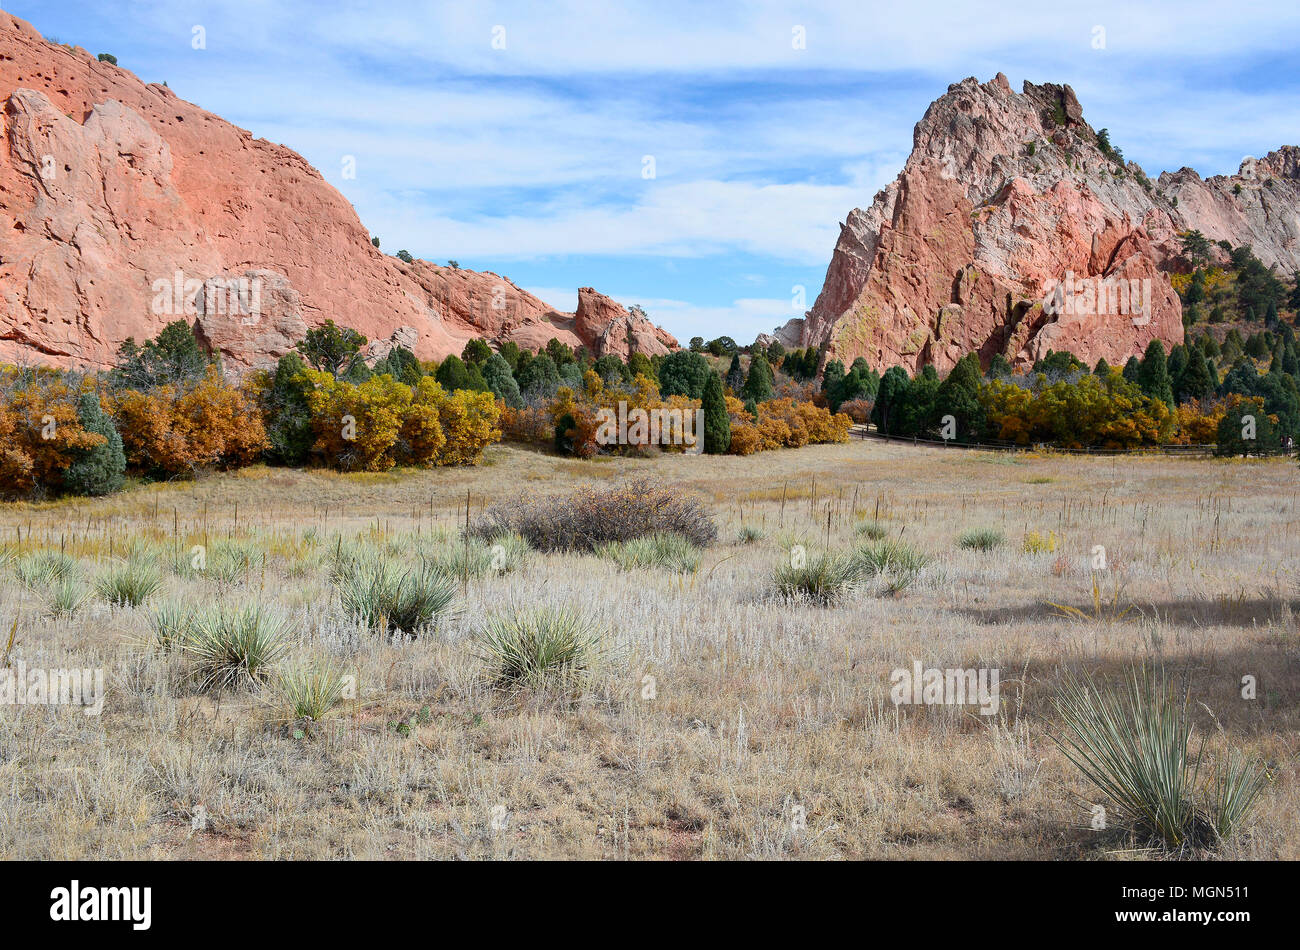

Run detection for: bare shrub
[[466, 477, 717, 551]]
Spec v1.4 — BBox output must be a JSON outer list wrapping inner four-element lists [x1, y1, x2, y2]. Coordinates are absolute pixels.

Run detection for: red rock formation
[[0, 12, 675, 370], [785, 74, 1298, 373]]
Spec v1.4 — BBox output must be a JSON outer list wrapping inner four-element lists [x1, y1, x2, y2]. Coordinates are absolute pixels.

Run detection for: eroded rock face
[[782, 74, 1298, 373], [0, 12, 674, 371]]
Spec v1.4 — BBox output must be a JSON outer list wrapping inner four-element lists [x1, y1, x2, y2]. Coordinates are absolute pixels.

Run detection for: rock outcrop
[[779, 74, 1299, 373], [0, 12, 675, 370]]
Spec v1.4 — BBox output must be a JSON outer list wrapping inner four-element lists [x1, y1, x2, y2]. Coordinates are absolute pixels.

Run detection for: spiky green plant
[[181, 602, 291, 691], [852, 537, 930, 577], [597, 533, 702, 574], [15, 551, 78, 589], [1209, 748, 1270, 844], [1052, 668, 1238, 851], [146, 600, 195, 652], [95, 559, 165, 607], [335, 550, 456, 635], [431, 540, 496, 579], [957, 527, 1005, 552], [475, 607, 606, 693], [44, 577, 92, 618], [484, 532, 531, 574], [855, 520, 889, 541], [737, 525, 765, 544], [275, 663, 349, 722], [772, 552, 856, 604]]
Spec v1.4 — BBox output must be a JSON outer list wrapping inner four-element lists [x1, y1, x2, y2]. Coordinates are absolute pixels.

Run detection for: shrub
[[1023, 530, 1058, 554], [737, 525, 765, 544], [64, 392, 125, 496], [597, 533, 702, 573], [466, 477, 717, 551], [852, 538, 930, 577], [856, 520, 888, 540], [0, 367, 102, 496], [275, 663, 349, 722], [334, 551, 457, 635], [146, 601, 194, 651], [957, 528, 1005, 552], [181, 603, 291, 691], [95, 559, 165, 607], [14, 551, 78, 590], [109, 368, 268, 476], [773, 551, 856, 604], [475, 607, 606, 693], [1054, 668, 1268, 851], [44, 577, 92, 618]]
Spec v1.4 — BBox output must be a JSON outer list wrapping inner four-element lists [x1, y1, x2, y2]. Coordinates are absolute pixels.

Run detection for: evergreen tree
[[435, 354, 472, 391], [1122, 356, 1142, 383], [741, 353, 775, 403], [1093, 357, 1112, 378], [372, 345, 422, 385], [1137, 340, 1174, 406], [701, 371, 730, 454], [871, 367, 911, 436], [114, 320, 213, 389], [658, 350, 712, 398], [263, 352, 315, 465], [725, 353, 745, 393], [461, 338, 492, 365], [987, 353, 1014, 379], [295, 319, 366, 378], [1178, 348, 1217, 403], [935, 353, 984, 441], [64, 391, 125, 496], [517, 353, 560, 397], [482, 353, 524, 408], [821, 360, 845, 400]]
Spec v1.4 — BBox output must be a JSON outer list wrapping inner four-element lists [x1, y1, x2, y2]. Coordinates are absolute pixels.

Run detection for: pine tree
[[742, 353, 775, 403], [64, 391, 125, 496], [1137, 340, 1174, 406], [701, 371, 730, 454], [1179, 348, 1217, 403], [725, 353, 745, 393]]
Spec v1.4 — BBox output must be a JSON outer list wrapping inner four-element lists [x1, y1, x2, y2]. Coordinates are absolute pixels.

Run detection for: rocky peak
[[782, 74, 1298, 374]]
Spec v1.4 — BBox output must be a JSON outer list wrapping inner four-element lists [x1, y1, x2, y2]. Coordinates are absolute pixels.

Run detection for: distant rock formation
[[775, 74, 1298, 372], [0, 12, 675, 371]]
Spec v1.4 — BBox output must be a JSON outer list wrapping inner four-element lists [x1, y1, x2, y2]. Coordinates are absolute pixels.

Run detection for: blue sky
[[15, 1, 1300, 343]]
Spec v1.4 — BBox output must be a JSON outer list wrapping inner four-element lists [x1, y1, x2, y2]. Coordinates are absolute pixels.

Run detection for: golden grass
[[0, 441, 1295, 859]]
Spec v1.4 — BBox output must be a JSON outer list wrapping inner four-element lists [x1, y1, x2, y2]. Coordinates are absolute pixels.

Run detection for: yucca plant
[[475, 607, 606, 693], [852, 537, 930, 579], [431, 540, 496, 579], [1208, 748, 1270, 844], [14, 550, 78, 589], [275, 662, 349, 722], [773, 552, 856, 604], [95, 559, 165, 607], [43, 577, 92, 618], [146, 600, 195, 652], [597, 533, 702, 574], [957, 527, 1005, 552], [855, 520, 889, 541], [1051, 667, 1271, 852], [484, 532, 531, 574], [181, 602, 291, 691], [335, 551, 456, 635], [737, 525, 765, 544]]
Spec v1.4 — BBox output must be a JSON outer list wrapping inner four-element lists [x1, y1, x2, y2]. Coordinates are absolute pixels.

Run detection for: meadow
[[0, 440, 1295, 860]]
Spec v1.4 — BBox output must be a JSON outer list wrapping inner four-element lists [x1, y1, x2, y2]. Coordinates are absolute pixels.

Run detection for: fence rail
[[847, 425, 1233, 458]]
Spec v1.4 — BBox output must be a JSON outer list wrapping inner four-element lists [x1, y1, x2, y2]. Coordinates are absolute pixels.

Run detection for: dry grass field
[[0, 440, 1296, 860]]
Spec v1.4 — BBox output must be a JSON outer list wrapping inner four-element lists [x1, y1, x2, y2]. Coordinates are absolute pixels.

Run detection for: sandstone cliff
[[784, 74, 1298, 373], [0, 12, 675, 370]]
